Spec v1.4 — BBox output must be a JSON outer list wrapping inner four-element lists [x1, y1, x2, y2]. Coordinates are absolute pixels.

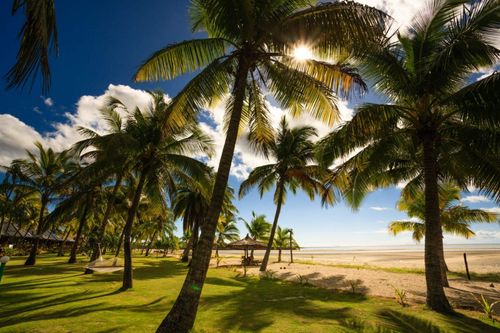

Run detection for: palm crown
[[389, 183, 498, 242]]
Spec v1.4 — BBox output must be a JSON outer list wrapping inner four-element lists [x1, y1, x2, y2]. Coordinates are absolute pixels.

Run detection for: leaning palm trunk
[[57, 226, 71, 257], [181, 235, 193, 262], [145, 230, 157, 257], [157, 59, 249, 333], [260, 182, 284, 271], [115, 227, 125, 257], [68, 199, 90, 264], [422, 135, 452, 313], [122, 170, 147, 290], [85, 174, 123, 274], [24, 197, 48, 265], [440, 252, 449, 287]]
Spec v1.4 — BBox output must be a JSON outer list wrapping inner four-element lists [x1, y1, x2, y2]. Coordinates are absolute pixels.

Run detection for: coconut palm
[[7, 0, 58, 92], [74, 102, 132, 273], [116, 91, 213, 290], [134, 1, 389, 329], [214, 219, 239, 257], [389, 183, 497, 286], [173, 186, 210, 262], [317, 0, 500, 312], [240, 117, 334, 271], [11, 143, 75, 265], [273, 226, 299, 262], [173, 178, 237, 262], [241, 212, 271, 242]]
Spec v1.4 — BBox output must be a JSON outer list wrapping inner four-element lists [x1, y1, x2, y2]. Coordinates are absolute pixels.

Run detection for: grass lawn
[[0, 255, 499, 333]]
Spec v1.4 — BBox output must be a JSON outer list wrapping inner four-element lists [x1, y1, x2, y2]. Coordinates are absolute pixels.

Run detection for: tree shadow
[[200, 276, 367, 332], [375, 309, 499, 333]]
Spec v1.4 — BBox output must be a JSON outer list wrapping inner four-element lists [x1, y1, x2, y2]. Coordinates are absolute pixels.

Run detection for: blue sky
[[0, 0, 498, 246]]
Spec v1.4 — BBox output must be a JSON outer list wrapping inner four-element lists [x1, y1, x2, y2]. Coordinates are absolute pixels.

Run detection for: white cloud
[[480, 207, 500, 215], [461, 195, 491, 203], [0, 84, 157, 165], [370, 206, 389, 211], [201, 98, 354, 180], [1, 83, 353, 181], [474, 230, 500, 240], [0, 114, 44, 165], [356, 0, 428, 33], [43, 97, 54, 107]]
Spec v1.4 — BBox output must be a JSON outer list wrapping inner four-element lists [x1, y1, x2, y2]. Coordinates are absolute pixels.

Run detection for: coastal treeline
[[2, 0, 499, 332]]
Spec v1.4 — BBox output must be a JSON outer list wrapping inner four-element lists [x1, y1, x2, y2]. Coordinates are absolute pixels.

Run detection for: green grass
[[0, 255, 499, 333]]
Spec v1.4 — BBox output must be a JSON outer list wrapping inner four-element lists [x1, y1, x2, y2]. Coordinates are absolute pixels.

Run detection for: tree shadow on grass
[[199, 276, 367, 332], [374, 309, 499, 333]]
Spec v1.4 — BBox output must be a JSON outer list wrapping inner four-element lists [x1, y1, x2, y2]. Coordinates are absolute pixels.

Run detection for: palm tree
[[240, 117, 333, 271], [273, 226, 299, 262], [12, 143, 74, 265], [115, 91, 213, 290], [317, 0, 499, 312], [134, 1, 389, 329], [172, 186, 210, 262], [214, 218, 239, 257], [241, 212, 271, 241], [173, 178, 237, 262], [74, 102, 132, 273], [6, 0, 58, 92], [389, 183, 497, 286], [240, 211, 271, 260]]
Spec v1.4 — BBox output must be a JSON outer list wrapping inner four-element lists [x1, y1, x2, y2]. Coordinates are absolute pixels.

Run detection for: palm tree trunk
[[24, 197, 48, 266], [68, 198, 90, 264], [422, 134, 452, 313], [145, 231, 157, 257], [122, 170, 147, 291], [157, 58, 250, 333], [181, 233, 193, 262], [86, 174, 123, 274], [0, 214, 5, 238], [260, 181, 284, 271], [57, 226, 71, 257], [115, 227, 125, 257], [440, 250, 449, 287], [278, 248, 282, 262]]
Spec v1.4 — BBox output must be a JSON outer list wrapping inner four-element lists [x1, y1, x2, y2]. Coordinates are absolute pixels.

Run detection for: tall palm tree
[[273, 226, 299, 262], [12, 143, 74, 265], [317, 0, 499, 312], [389, 182, 497, 286], [241, 211, 271, 242], [134, 1, 389, 329], [214, 218, 239, 257], [6, 0, 58, 92], [173, 186, 210, 262], [74, 101, 132, 273], [173, 178, 237, 262], [240, 211, 271, 259], [240, 117, 333, 271], [115, 91, 213, 290]]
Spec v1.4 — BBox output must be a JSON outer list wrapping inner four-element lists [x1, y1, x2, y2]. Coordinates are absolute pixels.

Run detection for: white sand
[[211, 248, 500, 313]]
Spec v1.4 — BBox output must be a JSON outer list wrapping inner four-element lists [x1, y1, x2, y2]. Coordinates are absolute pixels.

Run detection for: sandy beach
[[213, 246, 500, 313]]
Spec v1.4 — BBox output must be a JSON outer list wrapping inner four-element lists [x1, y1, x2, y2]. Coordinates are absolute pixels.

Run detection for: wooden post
[[463, 253, 471, 280], [289, 229, 293, 264]]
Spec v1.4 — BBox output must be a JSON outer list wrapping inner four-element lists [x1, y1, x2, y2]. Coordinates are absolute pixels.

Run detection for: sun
[[292, 45, 313, 61]]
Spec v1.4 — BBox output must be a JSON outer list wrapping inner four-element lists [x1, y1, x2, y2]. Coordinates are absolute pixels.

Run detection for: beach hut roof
[[226, 234, 267, 250]]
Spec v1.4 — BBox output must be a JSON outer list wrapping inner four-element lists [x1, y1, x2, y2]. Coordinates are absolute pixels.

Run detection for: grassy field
[[0, 255, 499, 333]]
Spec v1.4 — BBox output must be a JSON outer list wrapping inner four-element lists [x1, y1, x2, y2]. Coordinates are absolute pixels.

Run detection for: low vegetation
[[1, 255, 499, 333]]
